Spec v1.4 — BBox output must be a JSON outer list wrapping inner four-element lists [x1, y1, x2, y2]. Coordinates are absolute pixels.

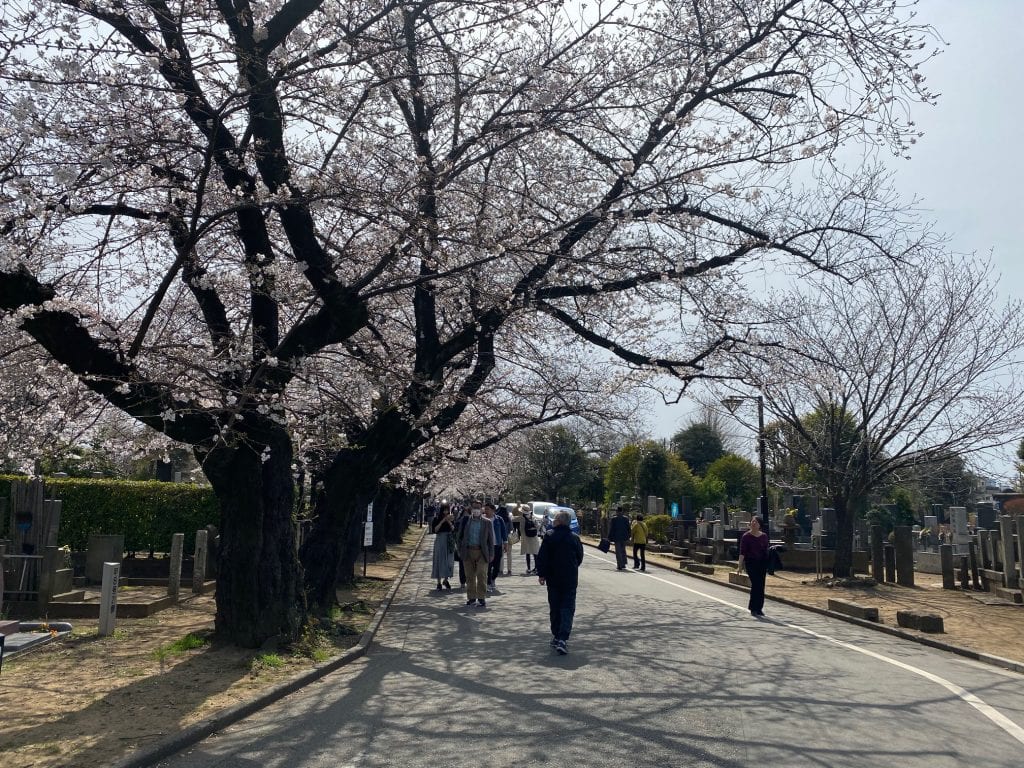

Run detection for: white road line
[[590, 552, 1024, 745]]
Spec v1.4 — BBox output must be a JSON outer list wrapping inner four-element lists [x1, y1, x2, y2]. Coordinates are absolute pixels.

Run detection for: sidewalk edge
[[583, 540, 1024, 676], [110, 528, 427, 768]]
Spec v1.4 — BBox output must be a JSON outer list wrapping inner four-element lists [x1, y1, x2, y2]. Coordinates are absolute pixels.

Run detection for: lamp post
[[722, 394, 770, 540]]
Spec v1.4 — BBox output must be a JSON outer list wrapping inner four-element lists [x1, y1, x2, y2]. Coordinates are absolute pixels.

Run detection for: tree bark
[[300, 451, 378, 613], [200, 422, 305, 647], [832, 496, 854, 578]]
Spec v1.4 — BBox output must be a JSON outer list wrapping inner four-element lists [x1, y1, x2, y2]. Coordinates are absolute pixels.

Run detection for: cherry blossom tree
[[1, 0, 937, 641], [717, 255, 1024, 577]]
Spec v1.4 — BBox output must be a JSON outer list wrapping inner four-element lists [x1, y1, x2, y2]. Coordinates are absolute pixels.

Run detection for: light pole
[[722, 394, 770, 540]]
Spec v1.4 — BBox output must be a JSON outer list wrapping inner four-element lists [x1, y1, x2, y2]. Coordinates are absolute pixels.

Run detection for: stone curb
[[110, 528, 427, 768], [583, 540, 1024, 676]]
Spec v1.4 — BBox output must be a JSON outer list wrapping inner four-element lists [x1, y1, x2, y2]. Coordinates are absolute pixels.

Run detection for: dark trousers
[[458, 556, 466, 585], [632, 543, 646, 570], [747, 560, 767, 613], [488, 548, 503, 583], [613, 539, 627, 569], [547, 585, 577, 642]]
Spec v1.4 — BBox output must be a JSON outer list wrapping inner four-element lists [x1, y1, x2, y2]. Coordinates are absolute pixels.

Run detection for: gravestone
[[979, 529, 993, 570], [968, 540, 984, 591], [821, 508, 837, 532], [948, 507, 970, 554], [647, 496, 658, 516], [791, 495, 809, 534], [98, 561, 120, 637], [712, 522, 723, 541], [975, 502, 998, 531], [1017, 516, 1024, 590], [893, 526, 914, 587], [883, 544, 896, 583], [192, 529, 208, 594], [86, 534, 124, 585], [999, 516, 1017, 589], [931, 504, 945, 524], [167, 533, 184, 600], [870, 525, 885, 582], [656, 498, 665, 516], [939, 545, 955, 589]]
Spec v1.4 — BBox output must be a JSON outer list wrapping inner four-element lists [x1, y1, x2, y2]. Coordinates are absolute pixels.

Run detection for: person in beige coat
[[513, 503, 542, 574]]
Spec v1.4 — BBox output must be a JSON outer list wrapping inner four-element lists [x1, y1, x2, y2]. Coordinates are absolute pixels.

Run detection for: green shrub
[[643, 514, 672, 544], [0, 475, 219, 552]]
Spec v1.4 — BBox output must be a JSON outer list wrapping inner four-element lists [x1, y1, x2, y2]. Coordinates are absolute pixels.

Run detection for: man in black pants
[[607, 506, 631, 571], [536, 510, 584, 655]]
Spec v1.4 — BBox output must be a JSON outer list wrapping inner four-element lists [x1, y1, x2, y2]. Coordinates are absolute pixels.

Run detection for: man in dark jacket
[[536, 510, 585, 655], [607, 505, 631, 571]]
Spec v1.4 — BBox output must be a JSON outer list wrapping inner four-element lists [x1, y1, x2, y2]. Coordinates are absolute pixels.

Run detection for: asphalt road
[[158, 542, 1024, 768]]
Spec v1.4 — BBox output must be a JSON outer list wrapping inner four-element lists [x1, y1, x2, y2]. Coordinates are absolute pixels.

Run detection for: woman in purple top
[[737, 516, 770, 616]]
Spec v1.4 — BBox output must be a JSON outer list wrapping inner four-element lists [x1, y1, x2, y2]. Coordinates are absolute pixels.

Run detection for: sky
[[649, 0, 1024, 481]]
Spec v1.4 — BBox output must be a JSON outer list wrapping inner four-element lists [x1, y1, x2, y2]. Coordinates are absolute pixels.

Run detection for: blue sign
[[670, 502, 680, 519]]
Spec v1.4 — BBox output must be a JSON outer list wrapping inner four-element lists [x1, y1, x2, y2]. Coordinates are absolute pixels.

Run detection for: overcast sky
[[650, 0, 1023, 481]]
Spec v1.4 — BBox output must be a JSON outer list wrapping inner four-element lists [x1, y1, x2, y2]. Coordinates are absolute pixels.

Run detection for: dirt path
[[0, 529, 425, 768]]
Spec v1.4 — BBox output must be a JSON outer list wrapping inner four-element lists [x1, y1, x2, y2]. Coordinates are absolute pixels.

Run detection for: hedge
[[1, 475, 219, 553]]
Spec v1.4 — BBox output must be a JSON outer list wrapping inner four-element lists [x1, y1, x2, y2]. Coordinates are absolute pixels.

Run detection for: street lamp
[[722, 394, 770, 540]]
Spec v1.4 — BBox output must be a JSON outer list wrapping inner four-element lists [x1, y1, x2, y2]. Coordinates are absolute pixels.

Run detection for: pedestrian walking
[[484, 502, 507, 592], [608, 506, 631, 571], [497, 504, 514, 575], [536, 510, 584, 655], [631, 513, 649, 571], [458, 501, 495, 607], [737, 515, 770, 617], [430, 503, 455, 591], [514, 504, 542, 573]]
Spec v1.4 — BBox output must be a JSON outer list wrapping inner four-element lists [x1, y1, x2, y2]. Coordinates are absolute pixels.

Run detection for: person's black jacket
[[536, 526, 584, 589], [608, 514, 631, 542]]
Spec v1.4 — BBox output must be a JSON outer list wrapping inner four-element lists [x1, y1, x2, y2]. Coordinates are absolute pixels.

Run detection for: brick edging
[[581, 539, 1024, 676], [110, 528, 427, 768]]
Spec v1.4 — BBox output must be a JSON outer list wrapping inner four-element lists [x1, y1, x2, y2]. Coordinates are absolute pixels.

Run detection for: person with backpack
[[631, 513, 649, 572], [536, 510, 585, 655], [514, 504, 542, 574]]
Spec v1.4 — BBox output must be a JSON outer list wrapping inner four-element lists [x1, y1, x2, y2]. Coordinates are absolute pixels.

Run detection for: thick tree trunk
[[300, 452, 378, 613], [832, 496, 854, 578], [200, 423, 305, 647]]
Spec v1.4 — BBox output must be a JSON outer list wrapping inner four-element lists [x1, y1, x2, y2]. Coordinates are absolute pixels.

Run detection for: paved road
[[159, 543, 1024, 767]]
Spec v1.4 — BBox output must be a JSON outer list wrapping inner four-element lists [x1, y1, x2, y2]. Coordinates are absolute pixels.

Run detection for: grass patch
[[250, 653, 286, 674], [153, 632, 208, 662]]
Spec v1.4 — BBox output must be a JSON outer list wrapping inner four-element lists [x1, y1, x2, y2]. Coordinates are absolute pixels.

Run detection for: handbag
[[598, 538, 611, 553], [508, 530, 521, 545]]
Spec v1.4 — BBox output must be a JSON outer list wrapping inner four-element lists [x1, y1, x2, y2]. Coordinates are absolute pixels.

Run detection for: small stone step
[[993, 587, 1023, 604], [692, 552, 714, 564], [896, 610, 944, 633], [671, 546, 690, 557], [0, 619, 21, 636], [827, 599, 880, 622], [50, 590, 86, 602], [683, 563, 715, 575]]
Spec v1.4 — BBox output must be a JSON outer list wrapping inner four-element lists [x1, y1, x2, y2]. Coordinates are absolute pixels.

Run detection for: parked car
[[540, 505, 581, 535], [528, 501, 558, 527]]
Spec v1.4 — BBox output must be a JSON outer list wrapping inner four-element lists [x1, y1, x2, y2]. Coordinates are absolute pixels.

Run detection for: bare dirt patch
[[0, 529, 424, 767], [635, 543, 1024, 666]]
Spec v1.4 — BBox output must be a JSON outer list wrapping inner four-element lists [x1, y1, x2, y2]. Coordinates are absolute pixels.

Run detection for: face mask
[[471, 508, 482, 517]]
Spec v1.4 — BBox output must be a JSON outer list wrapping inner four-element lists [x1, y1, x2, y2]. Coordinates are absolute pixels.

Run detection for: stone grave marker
[[192, 529, 208, 594], [999, 516, 1017, 589], [167, 533, 184, 600], [948, 507, 970, 554]]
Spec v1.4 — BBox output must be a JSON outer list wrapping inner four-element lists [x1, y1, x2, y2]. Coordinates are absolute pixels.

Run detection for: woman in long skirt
[[431, 504, 455, 590], [514, 503, 542, 574]]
